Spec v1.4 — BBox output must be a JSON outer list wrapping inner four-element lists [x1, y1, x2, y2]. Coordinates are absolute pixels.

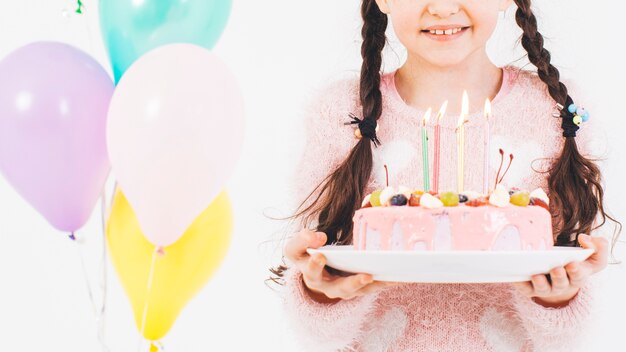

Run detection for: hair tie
[[557, 95, 589, 138], [345, 113, 381, 146]]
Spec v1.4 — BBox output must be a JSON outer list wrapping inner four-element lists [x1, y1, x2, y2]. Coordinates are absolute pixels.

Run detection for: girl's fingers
[[578, 234, 609, 273], [324, 273, 373, 300], [301, 253, 327, 291], [285, 227, 391, 300], [531, 274, 551, 296], [548, 267, 570, 294], [565, 262, 592, 288], [302, 254, 374, 300], [284, 230, 327, 263], [512, 281, 535, 297], [515, 263, 589, 300]]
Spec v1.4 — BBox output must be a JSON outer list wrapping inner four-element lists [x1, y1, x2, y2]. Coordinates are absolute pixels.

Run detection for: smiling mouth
[[421, 27, 470, 35]]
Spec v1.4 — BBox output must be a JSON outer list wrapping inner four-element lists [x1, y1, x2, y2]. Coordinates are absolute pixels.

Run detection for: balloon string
[[74, 0, 97, 59], [69, 232, 95, 309], [107, 181, 118, 222], [71, 228, 109, 351], [98, 188, 111, 351], [138, 248, 159, 351]]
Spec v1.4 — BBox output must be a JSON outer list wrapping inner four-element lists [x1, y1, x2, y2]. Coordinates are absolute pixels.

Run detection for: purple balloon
[[0, 42, 114, 233]]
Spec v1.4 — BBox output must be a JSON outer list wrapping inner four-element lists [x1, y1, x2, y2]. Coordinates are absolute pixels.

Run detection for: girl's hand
[[284, 228, 395, 303], [512, 234, 609, 307]]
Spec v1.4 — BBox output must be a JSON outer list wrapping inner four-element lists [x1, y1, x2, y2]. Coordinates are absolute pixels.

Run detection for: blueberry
[[509, 187, 520, 196], [389, 194, 408, 206], [458, 194, 469, 203]]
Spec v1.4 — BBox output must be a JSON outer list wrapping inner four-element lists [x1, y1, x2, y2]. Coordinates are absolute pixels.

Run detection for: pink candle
[[432, 101, 448, 194], [421, 108, 432, 192]]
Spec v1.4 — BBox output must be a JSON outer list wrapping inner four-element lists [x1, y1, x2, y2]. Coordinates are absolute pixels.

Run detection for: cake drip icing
[[353, 205, 552, 251]]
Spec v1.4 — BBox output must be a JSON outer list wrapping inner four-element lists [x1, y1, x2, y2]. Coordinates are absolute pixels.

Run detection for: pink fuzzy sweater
[[282, 66, 595, 352]]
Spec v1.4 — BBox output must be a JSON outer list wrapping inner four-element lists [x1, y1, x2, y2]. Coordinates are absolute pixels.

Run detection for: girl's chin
[[407, 53, 471, 68]]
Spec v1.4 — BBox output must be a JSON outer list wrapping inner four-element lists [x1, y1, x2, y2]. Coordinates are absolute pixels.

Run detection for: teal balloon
[[99, 0, 232, 83]]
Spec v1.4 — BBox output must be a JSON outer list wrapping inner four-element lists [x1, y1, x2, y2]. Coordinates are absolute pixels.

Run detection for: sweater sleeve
[[509, 278, 596, 351], [281, 266, 380, 352], [281, 78, 379, 351]]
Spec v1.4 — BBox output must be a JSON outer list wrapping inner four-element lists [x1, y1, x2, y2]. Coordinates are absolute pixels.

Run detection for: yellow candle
[[457, 91, 469, 193]]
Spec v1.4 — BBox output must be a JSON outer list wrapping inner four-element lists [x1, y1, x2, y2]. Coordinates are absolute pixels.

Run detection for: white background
[[0, 0, 624, 351]]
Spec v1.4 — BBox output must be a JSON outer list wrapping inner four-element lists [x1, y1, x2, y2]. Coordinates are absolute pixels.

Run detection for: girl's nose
[[427, 1, 461, 18]]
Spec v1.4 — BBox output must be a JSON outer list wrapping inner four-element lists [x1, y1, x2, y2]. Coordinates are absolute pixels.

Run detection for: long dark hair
[[269, 0, 621, 281], [511, 0, 621, 247]]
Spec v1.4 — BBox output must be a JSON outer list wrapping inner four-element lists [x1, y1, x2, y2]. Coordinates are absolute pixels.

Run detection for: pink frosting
[[353, 205, 553, 251]]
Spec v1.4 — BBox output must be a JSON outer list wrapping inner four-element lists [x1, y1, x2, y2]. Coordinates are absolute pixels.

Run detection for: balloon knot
[[156, 247, 165, 256], [75, 0, 83, 14], [69, 232, 76, 241]]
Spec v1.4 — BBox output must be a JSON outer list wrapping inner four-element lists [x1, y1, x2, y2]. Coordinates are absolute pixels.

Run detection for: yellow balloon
[[106, 189, 232, 342]]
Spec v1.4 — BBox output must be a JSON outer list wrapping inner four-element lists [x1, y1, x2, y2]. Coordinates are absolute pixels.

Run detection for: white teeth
[[428, 27, 464, 35]]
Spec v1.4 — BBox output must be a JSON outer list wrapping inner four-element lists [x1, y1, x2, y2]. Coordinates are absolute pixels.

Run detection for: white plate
[[307, 246, 594, 283]]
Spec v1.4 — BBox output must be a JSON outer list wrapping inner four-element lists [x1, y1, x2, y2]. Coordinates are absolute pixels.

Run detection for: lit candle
[[457, 91, 469, 193], [421, 107, 432, 192], [483, 99, 492, 194], [432, 101, 448, 194]]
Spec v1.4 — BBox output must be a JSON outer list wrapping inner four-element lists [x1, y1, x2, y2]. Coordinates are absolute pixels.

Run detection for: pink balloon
[[0, 42, 114, 233], [107, 44, 244, 247]]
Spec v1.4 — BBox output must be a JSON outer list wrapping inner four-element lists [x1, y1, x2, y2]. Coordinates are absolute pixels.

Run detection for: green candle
[[421, 108, 432, 192]]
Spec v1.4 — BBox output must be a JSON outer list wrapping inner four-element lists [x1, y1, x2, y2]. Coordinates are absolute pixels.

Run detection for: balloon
[[106, 188, 232, 342], [0, 41, 114, 232], [107, 43, 244, 247], [99, 0, 232, 83]]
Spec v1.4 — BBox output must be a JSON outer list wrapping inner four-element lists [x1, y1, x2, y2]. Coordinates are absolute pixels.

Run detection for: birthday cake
[[353, 185, 553, 251]]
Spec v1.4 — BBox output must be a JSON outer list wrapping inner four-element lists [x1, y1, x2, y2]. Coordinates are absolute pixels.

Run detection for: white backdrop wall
[[0, 0, 624, 351]]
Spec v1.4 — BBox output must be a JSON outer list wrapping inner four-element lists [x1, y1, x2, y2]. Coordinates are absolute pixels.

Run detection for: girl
[[274, 0, 619, 350]]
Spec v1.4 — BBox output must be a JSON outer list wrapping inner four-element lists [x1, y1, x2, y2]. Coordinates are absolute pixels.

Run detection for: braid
[[314, 0, 388, 246], [268, 0, 388, 281], [514, 0, 567, 103], [360, 0, 387, 122], [513, 0, 621, 246], [282, 0, 388, 246]]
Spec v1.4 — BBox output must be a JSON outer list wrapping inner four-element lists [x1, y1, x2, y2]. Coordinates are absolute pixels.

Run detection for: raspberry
[[530, 197, 549, 211], [466, 197, 489, 207]]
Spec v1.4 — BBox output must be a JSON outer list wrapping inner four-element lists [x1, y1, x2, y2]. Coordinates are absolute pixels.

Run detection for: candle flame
[[484, 98, 492, 120], [457, 90, 469, 127], [422, 107, 432, 126], [436, 100, 448, 123]]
